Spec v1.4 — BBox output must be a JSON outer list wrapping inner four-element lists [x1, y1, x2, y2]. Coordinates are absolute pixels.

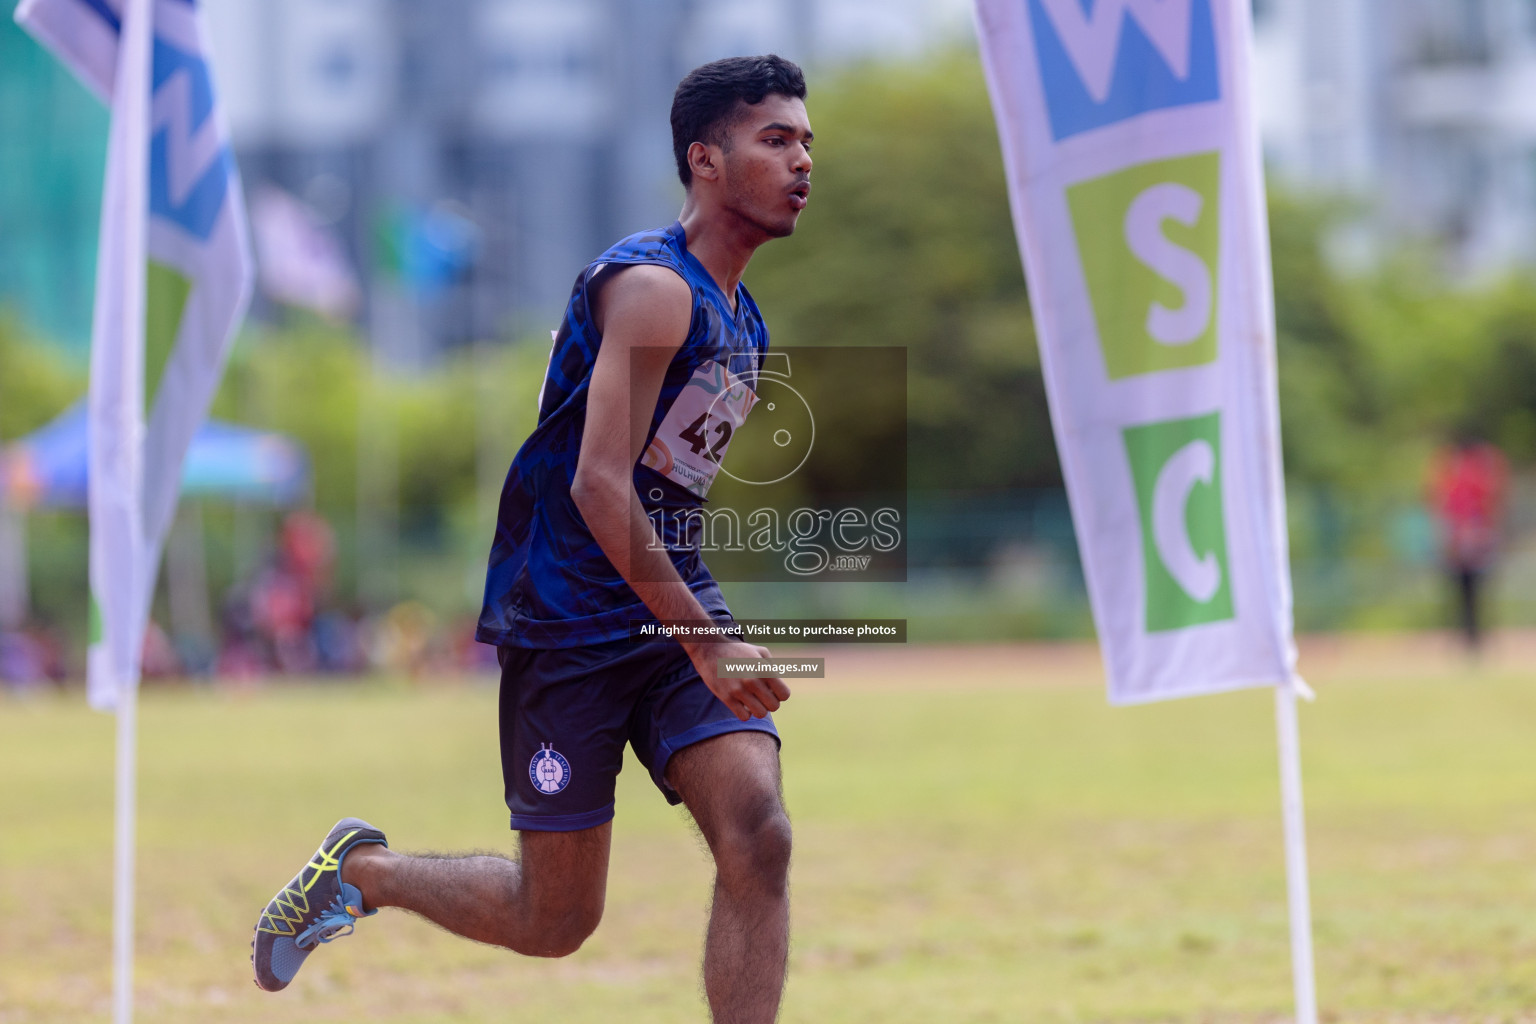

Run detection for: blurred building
[[0, 0, 970, 361], [13, 0, 1536, 358], [1253, 0, 1536, 274], [199, 0, 972, 365]]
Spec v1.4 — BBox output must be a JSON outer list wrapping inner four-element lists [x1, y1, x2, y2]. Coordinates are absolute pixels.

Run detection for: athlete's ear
[[687, 140, 720, 184]]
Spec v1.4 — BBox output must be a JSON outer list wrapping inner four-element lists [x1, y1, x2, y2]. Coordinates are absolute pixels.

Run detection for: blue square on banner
[[1027, 0, 1220, 141]]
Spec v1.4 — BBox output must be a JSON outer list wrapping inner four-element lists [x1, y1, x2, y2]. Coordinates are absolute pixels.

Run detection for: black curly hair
[[670, 54, 807, 188]]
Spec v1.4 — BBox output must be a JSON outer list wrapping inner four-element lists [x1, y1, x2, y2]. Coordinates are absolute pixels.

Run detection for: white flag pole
[[1276, 681, 1318, 1024], [111, 671, 141, 1024], [105, 0, 154, 1018]]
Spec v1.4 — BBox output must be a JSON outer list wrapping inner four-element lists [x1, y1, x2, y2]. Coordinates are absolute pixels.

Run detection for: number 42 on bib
[[642, 361, 759, 499]]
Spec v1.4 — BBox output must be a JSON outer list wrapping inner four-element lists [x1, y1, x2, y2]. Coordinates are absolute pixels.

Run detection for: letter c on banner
[[1151, 438, 1221, 603]]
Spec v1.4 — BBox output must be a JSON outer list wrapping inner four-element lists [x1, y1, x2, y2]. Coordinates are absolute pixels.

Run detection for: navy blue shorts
[[497, 634, 779, 831]]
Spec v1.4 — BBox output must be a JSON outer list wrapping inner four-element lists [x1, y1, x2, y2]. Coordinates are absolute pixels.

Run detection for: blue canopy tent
[[0, 403, 309, 509], [0, 405, 310, 650]]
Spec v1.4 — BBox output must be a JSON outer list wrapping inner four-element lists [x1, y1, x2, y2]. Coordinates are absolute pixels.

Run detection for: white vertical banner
[[974, 0, 1297, 705], [17, 0, 255, 710], [975, 6, 1316, 1020]]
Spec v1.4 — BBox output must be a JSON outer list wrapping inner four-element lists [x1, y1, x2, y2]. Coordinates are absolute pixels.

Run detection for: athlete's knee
[[713, 797, 792, 893], [501, 822, 612, 956], [526, 908, 603, 958], [502, 900, 604, 958]]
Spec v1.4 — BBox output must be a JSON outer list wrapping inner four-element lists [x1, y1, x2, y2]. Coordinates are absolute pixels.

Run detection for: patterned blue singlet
[[476, 221, 768, 648]]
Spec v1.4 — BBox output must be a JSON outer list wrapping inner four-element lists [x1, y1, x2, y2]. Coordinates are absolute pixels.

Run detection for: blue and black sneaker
[[251, 817, 388, 992]]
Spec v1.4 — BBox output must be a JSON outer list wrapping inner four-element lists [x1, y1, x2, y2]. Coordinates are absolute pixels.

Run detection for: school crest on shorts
[[529, 744, 572, 795]]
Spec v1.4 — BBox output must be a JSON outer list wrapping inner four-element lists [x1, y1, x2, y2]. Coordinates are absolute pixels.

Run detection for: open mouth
[[789, 182, 810, 210]]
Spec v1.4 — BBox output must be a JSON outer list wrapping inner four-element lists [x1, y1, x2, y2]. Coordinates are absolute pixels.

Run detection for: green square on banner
[[1067, 152, 1221, 380], [1124, 412, 1233, 631], [146, 260, 192, 404]]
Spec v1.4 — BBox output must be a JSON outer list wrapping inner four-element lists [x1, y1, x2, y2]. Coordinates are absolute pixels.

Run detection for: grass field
[[5, 634, 1536, 1023]]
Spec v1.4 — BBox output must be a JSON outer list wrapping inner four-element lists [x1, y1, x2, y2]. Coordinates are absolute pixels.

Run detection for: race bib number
[[641, 361, 758, 498]]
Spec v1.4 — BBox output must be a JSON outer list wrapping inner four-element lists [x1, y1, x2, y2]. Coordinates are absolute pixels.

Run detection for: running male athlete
[[252, 55, 812, 1024]]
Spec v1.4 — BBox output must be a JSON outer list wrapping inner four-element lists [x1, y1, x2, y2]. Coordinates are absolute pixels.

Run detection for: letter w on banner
[[17, 0, 253, 710], [973, 0, 1296, 703]]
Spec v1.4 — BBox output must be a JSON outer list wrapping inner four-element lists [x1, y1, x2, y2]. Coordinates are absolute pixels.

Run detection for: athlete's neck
[[676, 204, 766, 310]]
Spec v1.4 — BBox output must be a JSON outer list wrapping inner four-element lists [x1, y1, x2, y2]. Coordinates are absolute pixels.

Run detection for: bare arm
[[570, 264, 790, 720]]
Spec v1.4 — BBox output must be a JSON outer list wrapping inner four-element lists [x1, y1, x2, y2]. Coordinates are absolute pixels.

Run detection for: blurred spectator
[[1428, 434, 1508, 651], [140, 621, 181, 679], [218, 511, 341, 676], [369, 600, 438, 677], [1, 620, 69, 691], [194, 512, 501, 681], [217, 579, 267, 678], [174, 632, 218, 678], [0, 628, 45, 690], [451, 616, 500, 674], [280, 511, 335, 593], [250, 559, 315, 673], [313, 606, 368, 674]]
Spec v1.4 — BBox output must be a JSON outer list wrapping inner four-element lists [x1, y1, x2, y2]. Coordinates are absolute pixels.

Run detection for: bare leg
[[341, 823, 611, 958], [667, 732, 791, 1024]]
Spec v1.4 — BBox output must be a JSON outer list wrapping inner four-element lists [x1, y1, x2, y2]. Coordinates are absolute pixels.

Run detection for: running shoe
[[251, 817, 387, 992]]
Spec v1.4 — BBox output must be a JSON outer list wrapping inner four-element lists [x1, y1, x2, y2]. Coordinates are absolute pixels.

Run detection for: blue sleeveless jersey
[[476, 221, 769, 648]]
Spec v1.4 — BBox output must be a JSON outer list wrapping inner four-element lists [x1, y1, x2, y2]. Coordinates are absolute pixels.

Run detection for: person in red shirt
[[1428, 434, 1509, 650]]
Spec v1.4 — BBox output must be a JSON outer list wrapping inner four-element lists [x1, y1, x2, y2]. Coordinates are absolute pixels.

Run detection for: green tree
[[745, 53, 1058, 493], [0, 311, 83, 442]]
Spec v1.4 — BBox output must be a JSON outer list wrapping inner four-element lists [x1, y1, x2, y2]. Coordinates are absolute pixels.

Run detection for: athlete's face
[[717, 94, 813, 239]]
